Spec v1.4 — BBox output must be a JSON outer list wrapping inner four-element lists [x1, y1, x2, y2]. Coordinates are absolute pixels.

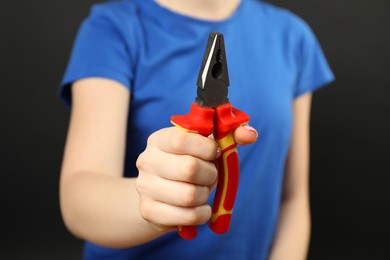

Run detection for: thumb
[[233, 125, 258, 145]]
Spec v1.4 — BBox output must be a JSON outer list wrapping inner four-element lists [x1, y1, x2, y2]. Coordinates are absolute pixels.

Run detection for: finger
[[150, 127, 219, 161], [137, 149, 218, 186], [154, 152, 218, 186], [139, 199, 212, 227], [141, 175, 210, 207], [233, 125, 258, 145], [148, 222, 173, 233]]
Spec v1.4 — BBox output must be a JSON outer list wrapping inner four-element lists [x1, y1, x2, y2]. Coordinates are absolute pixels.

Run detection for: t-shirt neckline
[[135, 0, 245, 26]]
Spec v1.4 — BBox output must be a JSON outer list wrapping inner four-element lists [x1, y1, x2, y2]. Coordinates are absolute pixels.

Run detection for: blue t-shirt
[[60, 0, 334, 259]]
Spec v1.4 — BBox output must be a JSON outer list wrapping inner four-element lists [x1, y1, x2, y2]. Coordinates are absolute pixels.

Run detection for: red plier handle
[[171, 102, 249, 239]]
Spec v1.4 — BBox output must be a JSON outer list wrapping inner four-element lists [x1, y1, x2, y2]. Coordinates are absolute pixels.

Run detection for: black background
[[1, 0, 389, 259]]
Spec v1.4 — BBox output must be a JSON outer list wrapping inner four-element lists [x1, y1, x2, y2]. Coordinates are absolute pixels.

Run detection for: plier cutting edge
[[171, 32, 250, 240]]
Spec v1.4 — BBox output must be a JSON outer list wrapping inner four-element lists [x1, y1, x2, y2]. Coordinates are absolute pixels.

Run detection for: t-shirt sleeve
[[59, 5, 134, 106], [293, 18, 334, 98]]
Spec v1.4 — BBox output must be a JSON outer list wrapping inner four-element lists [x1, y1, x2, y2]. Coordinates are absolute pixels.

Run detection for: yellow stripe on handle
[[209, 131, 239, 234]]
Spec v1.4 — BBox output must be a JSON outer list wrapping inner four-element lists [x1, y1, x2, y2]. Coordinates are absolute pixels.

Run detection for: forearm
[[60, 171, 166, 248], [269, 196, 311, 260], [269, 93, 312, 259]]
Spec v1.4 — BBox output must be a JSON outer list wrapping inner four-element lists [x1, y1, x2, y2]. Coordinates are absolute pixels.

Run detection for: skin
[[155, 0, 241, 20], [60, 78, 257, 247], [269, 93, 312, 260], [60, 0, 312, 258]]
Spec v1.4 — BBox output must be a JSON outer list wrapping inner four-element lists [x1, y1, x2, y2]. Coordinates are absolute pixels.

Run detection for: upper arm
[[282, 93, 312, 201], [60, 78, 130, 181]]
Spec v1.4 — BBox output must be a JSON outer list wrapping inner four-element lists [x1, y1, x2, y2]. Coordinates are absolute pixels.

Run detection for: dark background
[[1, 0, 389, 259]]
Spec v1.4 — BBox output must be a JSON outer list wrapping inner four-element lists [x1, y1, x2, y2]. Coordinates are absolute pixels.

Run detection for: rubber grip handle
[[177, 224, 198, 240], [208, 103, 249, 234], [171, 102, 249, 238], [209, 132, 239, 234]]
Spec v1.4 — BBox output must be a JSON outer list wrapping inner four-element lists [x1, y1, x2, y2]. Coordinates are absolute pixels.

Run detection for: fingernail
[[243, 125, 259, 139], [215, 147, 221, 159]]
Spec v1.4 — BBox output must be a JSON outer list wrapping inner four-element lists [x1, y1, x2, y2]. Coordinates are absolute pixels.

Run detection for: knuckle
[[210, 164, 218, 184], [206, 141, 219, 160], [136, 152, 149, 171], [180, 156, 198, 181], [182, 185, 198, 206], [184, 205, 211, 225], [185, 209, 201, 225], [137, 135, 164, 174], [136, 149, 156, 174], [139, 200, 153, 221], [169, 130, 188, 152], [202, 205, 212, 223], [135, 177, 146, 194], [199, 186, 211, 204], [147, 131, 157, 145]]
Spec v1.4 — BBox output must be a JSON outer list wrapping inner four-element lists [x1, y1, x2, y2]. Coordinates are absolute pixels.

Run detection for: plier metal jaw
[[171, 32, 250, 240], [196, 32, 229, 108]]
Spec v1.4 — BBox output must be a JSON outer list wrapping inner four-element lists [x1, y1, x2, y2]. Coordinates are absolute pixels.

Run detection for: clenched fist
[[136, 125, 257, 231]]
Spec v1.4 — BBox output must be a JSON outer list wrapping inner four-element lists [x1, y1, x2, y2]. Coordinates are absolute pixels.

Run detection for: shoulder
[[80, 0, 143, 43], [79, 0, 142, 60]]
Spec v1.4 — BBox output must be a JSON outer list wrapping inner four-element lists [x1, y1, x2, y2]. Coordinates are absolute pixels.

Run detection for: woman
[[59, 0, 334, 259]]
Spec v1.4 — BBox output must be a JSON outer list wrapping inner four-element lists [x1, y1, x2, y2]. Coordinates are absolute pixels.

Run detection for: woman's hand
[[136, 125, 257, 231]]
